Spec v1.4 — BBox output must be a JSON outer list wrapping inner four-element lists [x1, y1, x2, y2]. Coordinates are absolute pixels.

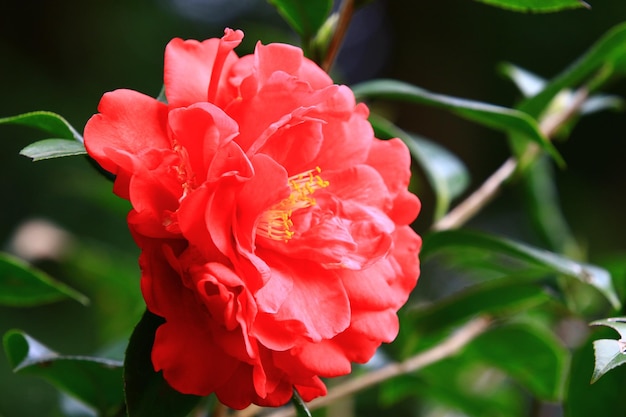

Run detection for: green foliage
[[3, 331, 124, 416], [353, 79, 563, 166], [0, 252, 88, 307], [423, 230, 621, 309], [267, 0, 333, 41], [465, 322, 569, 401], [517, 21, 626, 118], [474, 0, 590, 13], [0, 111, 86, 161], [20, 139, 87, 161], [589, 318, 626, 383], [124, 310, 202, 417], [0, 111, 83, 142]]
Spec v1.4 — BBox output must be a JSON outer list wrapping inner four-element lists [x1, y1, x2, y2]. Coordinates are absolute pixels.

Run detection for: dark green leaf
[[292, 389, 312, 417], [519, 21, 626, 118], [20, 139, 87, 161], [474, 0, 590, 13], [3, 330, 124, 416], [267, 0, 333, 40], [125, 310, 202, 417], [370, 114, 470, 221], [589, 317, 626, 382], [407, 280, 551, 337], [353, 79, 563, 166], [0, 252, 89, 307], [466, 322, 569, 401], [422, 230, 621, 309], [0, 111, 83, 142]]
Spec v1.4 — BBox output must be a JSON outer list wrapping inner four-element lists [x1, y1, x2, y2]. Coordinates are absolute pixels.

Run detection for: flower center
[[256, 166, 329, 242]]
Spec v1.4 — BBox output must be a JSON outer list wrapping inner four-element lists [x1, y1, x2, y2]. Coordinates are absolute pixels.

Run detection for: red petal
[[84, 89, 169, 175], [164, 29, 243, 108]]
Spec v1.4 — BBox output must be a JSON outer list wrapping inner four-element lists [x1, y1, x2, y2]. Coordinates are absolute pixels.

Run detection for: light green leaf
[[474, 0, 590, 13], [369, 114, 470, 220], [519, 21, 626, 118], [353, 79, 563, 166], [3, 331, 124, 416], [125, 310, 202, 417], [590, 317, 626, 383], [0, 252, 88, 307], [466, 322, 569, 401], [267, 0, 333, 40], [20, 139, 87, 161], [422, 230, 621, 309], [0, 111, 83, 142]]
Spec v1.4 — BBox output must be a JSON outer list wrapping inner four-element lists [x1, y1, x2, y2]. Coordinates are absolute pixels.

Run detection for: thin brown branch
[[431, 87, 590, 232], [240, 316, 491, 417], [321, 0, 355, 73]]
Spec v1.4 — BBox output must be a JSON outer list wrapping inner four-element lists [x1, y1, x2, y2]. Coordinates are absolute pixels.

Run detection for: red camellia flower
[[85, 28, 421, 409]]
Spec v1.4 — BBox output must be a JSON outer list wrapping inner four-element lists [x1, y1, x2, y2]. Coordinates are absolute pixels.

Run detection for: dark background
[[0, 0, 624, 415]]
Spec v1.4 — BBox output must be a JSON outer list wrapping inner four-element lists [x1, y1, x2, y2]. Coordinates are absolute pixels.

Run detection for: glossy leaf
[[518, 21, 626, 118], [20, 138, 87, 161], [0, 111, 83, 142], [590, 317, 626, 383], [422, 230, 621, 309], [474, 0, 590, 13], [267, 0, 333, 40], [370, 114, 470, 220], [3, 330, 124, 416], [353, 79, 563, 165], [466, 322, 569, 401], [0, 252, 88, 307], [125, 310, 202, 417]]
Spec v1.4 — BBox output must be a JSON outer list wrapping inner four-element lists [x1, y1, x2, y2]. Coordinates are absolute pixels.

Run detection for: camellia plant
[[1, 0, 626, 416]]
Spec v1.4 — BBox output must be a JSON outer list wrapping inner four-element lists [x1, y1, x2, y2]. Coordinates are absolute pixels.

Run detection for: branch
[[431, 87, 590, 231], [237, 316, 491, 417], [321, 0, 355, 73]]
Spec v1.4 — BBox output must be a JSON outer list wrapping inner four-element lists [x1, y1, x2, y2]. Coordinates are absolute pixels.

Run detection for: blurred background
[[0, 0, 625, 415]]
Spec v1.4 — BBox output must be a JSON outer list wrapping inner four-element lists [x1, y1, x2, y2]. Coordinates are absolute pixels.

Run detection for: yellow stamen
[[257, 167, 329, 242]]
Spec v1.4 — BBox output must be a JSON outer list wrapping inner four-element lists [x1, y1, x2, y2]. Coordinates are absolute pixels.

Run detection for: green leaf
[[292, 389, 313, 417], [0, 252, 89, 307], [267, 0, 333, 40], [0, 111, 83, 142], [422, 230, 621, 309], [407, 280, 552, 335], [589, 317, 626, 383], [125, 310, 202, 417], [501, 62, 624, 114], [466, 322, 569, 401], [353, 79, 563, 166], [474, 0, 590, 13], [518, 21, 626, 118], [370, 114, 470, 221], [3, 330, 124, 416], [20, 138, 87, 161]]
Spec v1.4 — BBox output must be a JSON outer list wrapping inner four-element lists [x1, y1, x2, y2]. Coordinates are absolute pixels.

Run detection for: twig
[[431, 87, 590, 231], [321, 0, 355, 73], [237, 316, 491, 417]]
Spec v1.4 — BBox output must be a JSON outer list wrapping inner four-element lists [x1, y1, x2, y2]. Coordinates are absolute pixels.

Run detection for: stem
[[432, 87, 590, 231], [321, 0, 355, 73], [238, 316, 491, 417]]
